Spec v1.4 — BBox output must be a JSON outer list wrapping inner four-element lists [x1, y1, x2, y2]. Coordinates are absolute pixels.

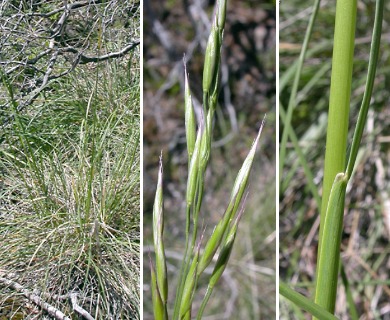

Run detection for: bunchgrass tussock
[[0, 57, 140, 319], [150, 0, 266, 318]]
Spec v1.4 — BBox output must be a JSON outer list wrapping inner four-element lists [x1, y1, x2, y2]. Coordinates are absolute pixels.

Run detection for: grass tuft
[[0, 58, 140, 319]]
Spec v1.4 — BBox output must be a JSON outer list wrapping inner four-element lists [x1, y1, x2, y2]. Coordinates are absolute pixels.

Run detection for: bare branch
[[70, 293, 94, 320], [61, 41, 140, 64], [0, 275, 71, 320], [0, 0, 140, 125], [26, 0, 107, 18]]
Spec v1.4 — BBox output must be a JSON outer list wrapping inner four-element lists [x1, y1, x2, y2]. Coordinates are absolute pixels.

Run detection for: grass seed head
[[150, 256, 167, 320], [184, 61, 196, 161], [209, 193, 247, 287], [186, 119, 203, 208], [209, 228, 236, 288], [179, 244, 201, 319], [199, 110, 211, 171], [229, 119, 264, 215], [197, 204, 232, 275], [202, 25, 221, 98], [153, 158, 168, 303], [153, 157, 164, 240], [217, 0, 227, 30], [198, 121, 264, 274]]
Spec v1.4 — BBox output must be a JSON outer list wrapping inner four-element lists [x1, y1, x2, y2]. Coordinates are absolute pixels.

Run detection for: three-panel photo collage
[[0, 0, 389, 319]]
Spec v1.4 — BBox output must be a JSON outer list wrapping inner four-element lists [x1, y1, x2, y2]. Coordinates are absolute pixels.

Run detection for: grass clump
[[0, 56, 140, 319]]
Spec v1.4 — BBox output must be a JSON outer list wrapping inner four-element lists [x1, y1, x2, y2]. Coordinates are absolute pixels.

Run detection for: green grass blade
[[280, 282, 339, 320], [279, 103, 321, 209], [340, 264, 359, 320], [279, 0, 321, 180], [345, 0, 384, 178], [280, 41, 331, 92], [315, 173, 348, 315]]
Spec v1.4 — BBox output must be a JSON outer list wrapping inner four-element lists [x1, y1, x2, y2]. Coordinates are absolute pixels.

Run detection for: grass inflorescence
[[150, 0, 269, 319]]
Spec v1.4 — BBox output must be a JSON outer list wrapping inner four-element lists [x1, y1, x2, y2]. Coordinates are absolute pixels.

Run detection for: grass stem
[[315, 0, 356, 314]]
